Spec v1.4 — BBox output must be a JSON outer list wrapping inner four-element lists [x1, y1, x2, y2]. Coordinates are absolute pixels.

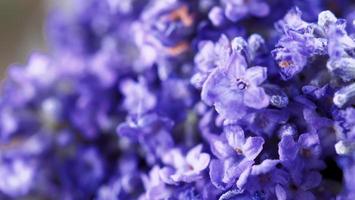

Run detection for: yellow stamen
[[167, 5, 194, 27], [278, 60, 293, 68], [0, 137, 26, 150], [235, 148, 243, 155], [166, 41, 189, 56]]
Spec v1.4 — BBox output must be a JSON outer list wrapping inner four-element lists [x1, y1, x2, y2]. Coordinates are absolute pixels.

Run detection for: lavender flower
[[323, 11, 355, 82], [201, 51, 269, 120], [209, 125, 264, 189], [120, 78, 156, 115], [117, 113, 174, 164], [0, 157, 36, 197], [133, 0, 196, 67], [141, 166, 170, 200], [0, 0, 354, 199], [192, 34, 231, 88], [160, 144, 210, 184], [272, 7, 328, 80], [279, 133, 324, 171], [243, 159, 288, 200]]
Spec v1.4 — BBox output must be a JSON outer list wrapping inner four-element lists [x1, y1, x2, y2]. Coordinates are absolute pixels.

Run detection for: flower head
[[160, 144, 210, 184], [209, 125, 264, 189], [202, 52, 269, 120]]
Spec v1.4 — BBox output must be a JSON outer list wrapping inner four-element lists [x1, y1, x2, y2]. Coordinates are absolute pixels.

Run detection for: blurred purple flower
[[160, 144, 210, 184]]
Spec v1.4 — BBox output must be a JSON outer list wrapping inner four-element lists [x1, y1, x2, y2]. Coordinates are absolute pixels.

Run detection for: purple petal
[[193, 153, 210, 172], [242, 136, 264, 160], [171, 171, 202, 183], [275, 184, 287, 200], [186, 144, 203, 164], [298, 133, 321, 158], [298, 133, 320, 149], [278, 135, 299, 161], [116, 123, 139, 140], [225, 4, 248, 22], [276, 7, 307, 32], [209, 6, 225, 26], [236, 165, 251, 189], [251, 159, 280, 175], [201, 68, 232, 105], [272, 169, 290, 186], [120, 79, 156, 114], [226, 54, 247, 78], [303, 109, 333, 131], [245, 66, 267, 85], [186, 145, 210, 172], [194, 41, 216, 72], [215, 34, 232, 67], [210, 138, 235, 159], [214, 95, 247, 120], [225, 125, 245, 149], [248, 2, 270, 17], [190, 73, 208, 88], [301, 171, 322, 190], [226, 159, 254, 183], [144, 166, 162, 187], [159, 167, 176, 185], [147, 184, 170, 200], [162, 149, 186, 169], [243, 86, 269, 109], [209, 159, 232, 190]]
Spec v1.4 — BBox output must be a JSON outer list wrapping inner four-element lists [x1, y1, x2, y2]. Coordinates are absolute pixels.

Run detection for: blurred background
[[0, 0, 47, 78], [0, 0, 72, 79]]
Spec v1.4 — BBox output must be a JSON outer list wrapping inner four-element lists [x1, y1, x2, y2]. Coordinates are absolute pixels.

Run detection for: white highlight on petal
[[333, 83, 355, 107], [335, 141, 349, 155]]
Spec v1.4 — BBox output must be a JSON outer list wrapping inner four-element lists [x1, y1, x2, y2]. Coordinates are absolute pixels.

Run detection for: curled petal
[[236, 165, 251, 189], [209, 159, 231, 190], [201, 68, 231, 105], [242, 136, 264, 160], [225, 125, 245, 150], [245, 66, 267, 85], [243, 86, 269, 109], [214, 96, 246, 120], [278, 135, 298, 161], [210, 139, 235, 159], [159, 167, 175, 185], [251, 159, 280, 175], [186, 144, 203, 164], [275, 184, 287, 200], [186, 145, 211, 172], [226, 159, 254, 183]]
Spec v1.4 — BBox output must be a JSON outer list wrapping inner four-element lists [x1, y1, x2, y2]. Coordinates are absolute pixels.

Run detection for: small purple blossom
[[160, 144, 210, 184], [0, 157, 35, 197], [201, 52, 269, 120], [272, 7, 328, 80], [120, 78, 156, 115], [209, 125, 264, 189], [141, 166, 170, 200], [279, 133, 324, 171], [192, 34, 231, 88]]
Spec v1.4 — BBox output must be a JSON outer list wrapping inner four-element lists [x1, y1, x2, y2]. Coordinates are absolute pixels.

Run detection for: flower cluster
[[0, 0, 355, 199]]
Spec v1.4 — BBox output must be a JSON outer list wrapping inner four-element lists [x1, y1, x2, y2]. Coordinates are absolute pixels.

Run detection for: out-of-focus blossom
[[160, 144, 210, 184]]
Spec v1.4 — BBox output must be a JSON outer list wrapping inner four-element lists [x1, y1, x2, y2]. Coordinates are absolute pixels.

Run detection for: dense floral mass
[[0, 0, 355, 199]]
